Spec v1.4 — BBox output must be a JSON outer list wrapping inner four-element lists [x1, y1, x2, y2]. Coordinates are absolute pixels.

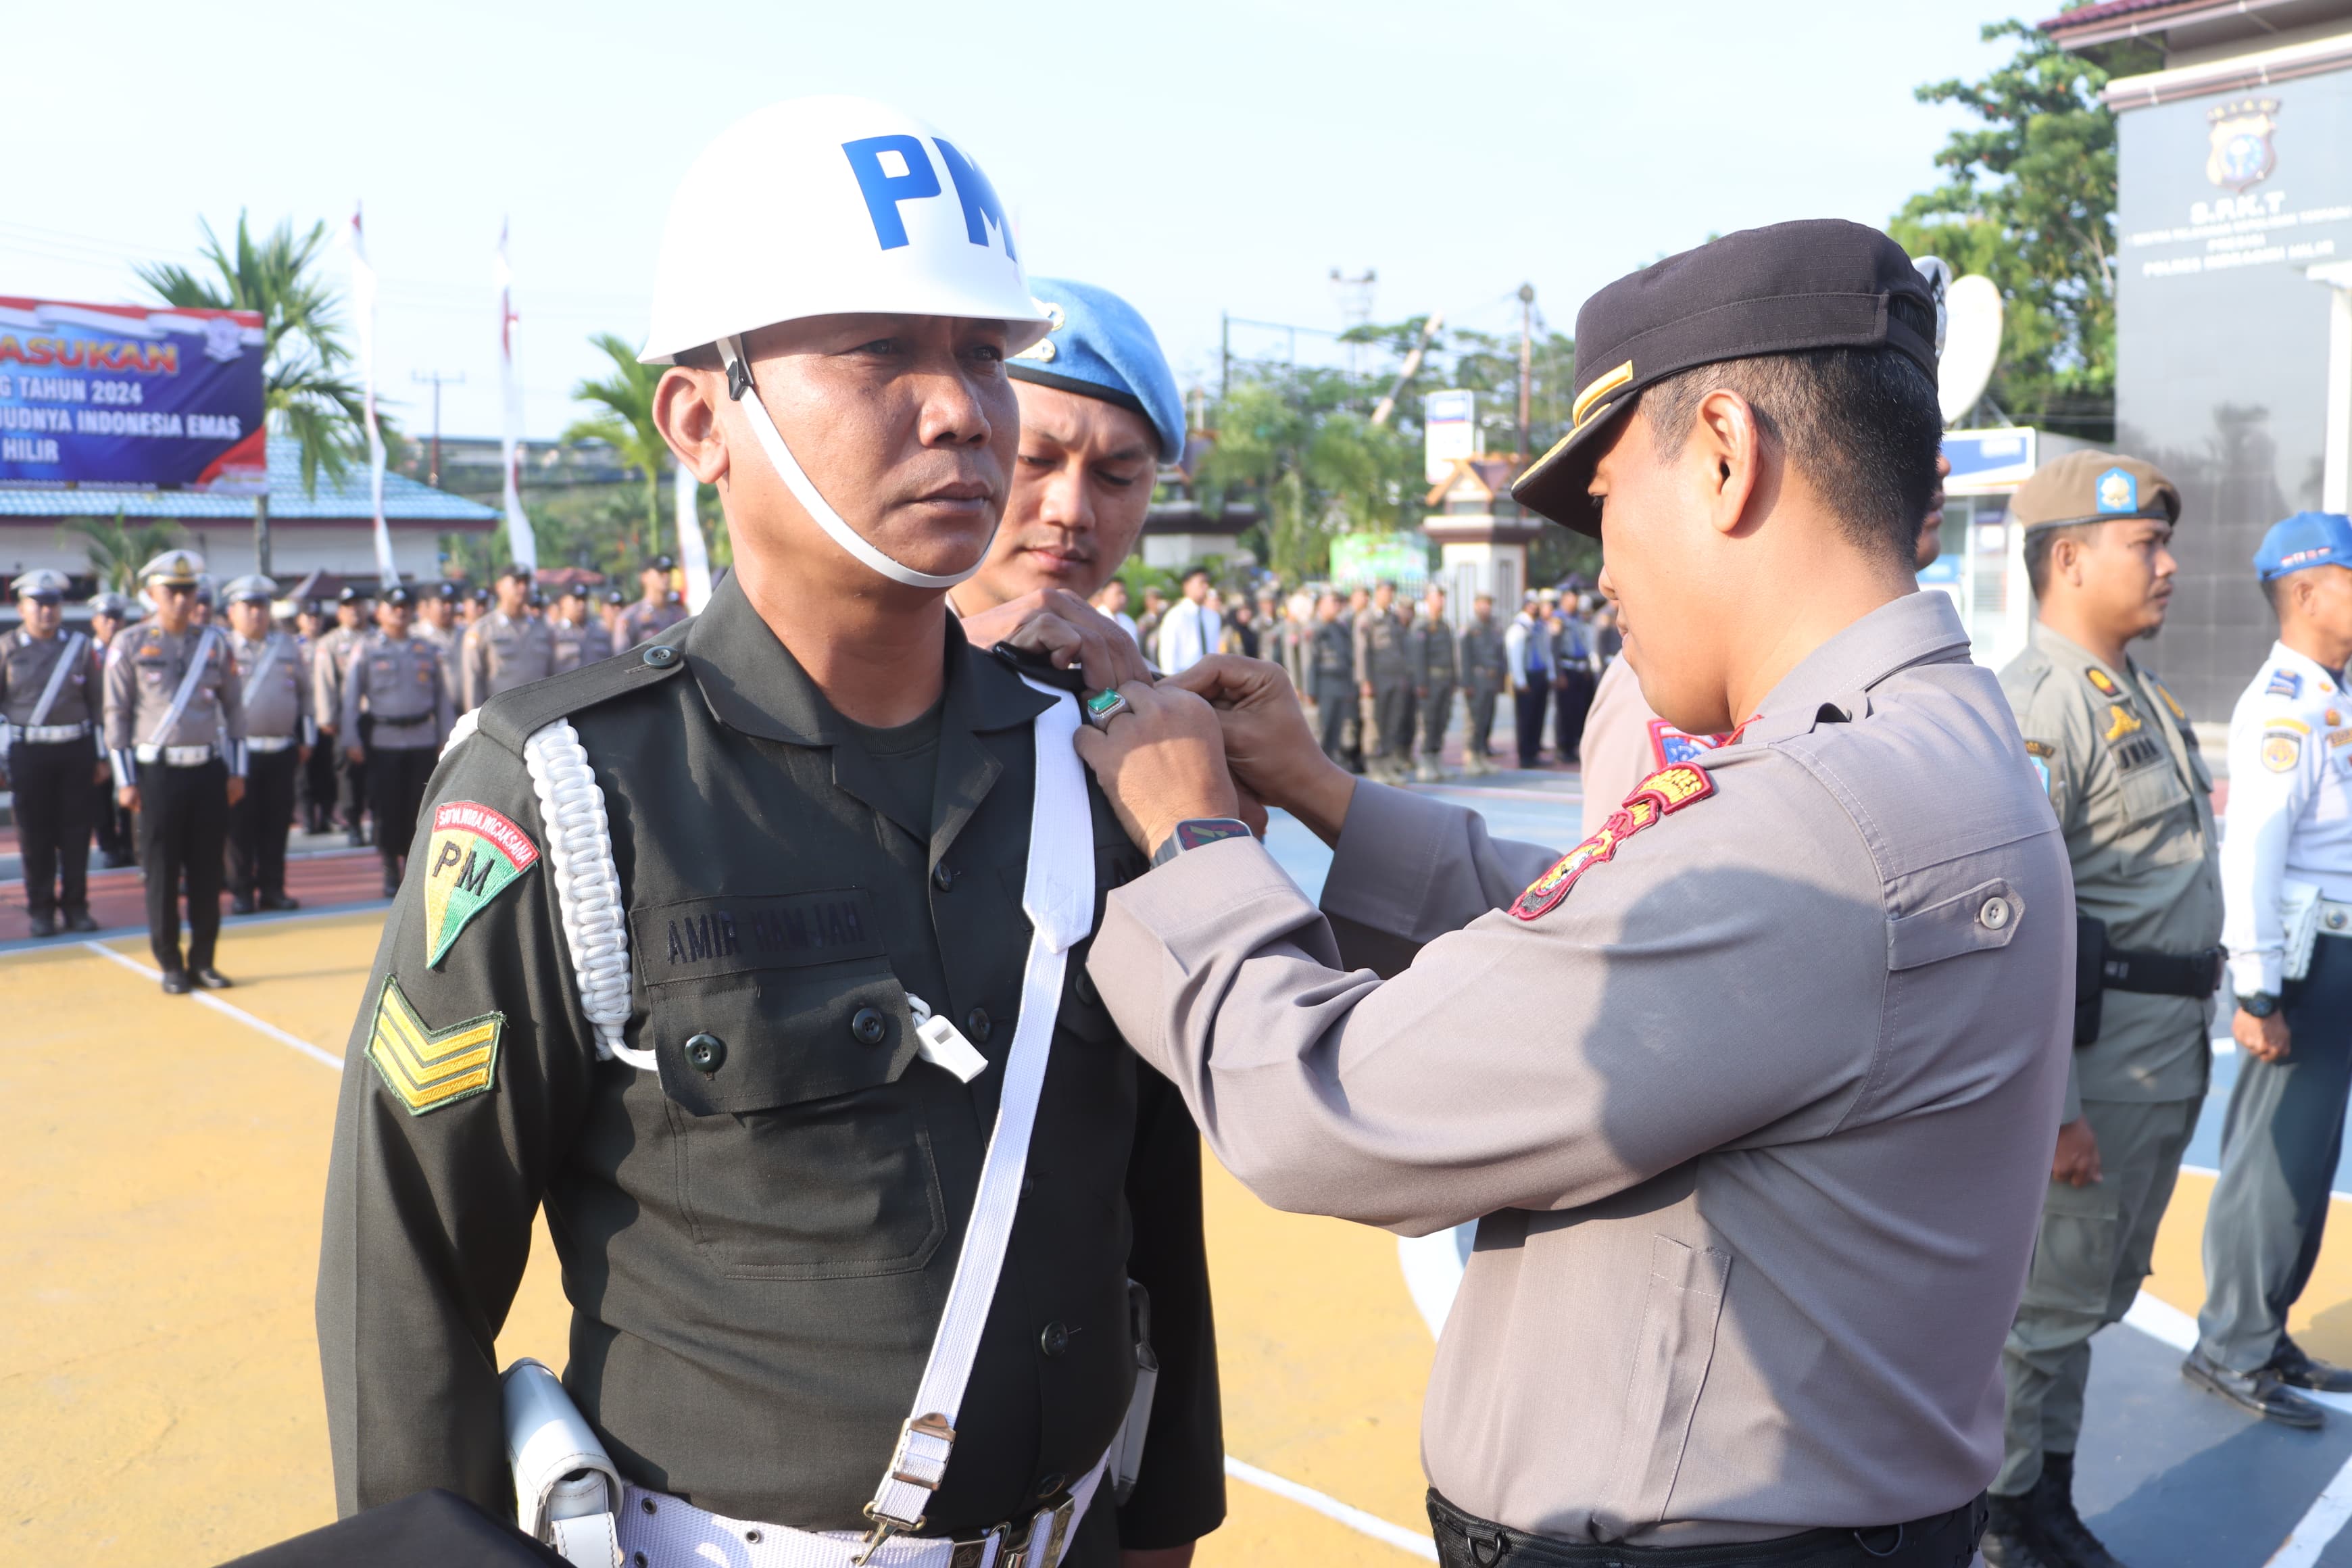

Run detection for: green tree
[[137, 214, 372, 493], [566, 333, 670, 551], [63, 510, 185, 591], [1890, 16, 2161, 438]]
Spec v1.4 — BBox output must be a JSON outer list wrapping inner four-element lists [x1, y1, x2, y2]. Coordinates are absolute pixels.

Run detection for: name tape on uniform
[[629, 889, 887, 983], [1511, 763, 1715, 921], [423, 802, 541, 967]]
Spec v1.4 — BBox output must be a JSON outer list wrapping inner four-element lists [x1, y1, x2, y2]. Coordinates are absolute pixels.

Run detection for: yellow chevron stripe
[[366, 976, 504, 1115]]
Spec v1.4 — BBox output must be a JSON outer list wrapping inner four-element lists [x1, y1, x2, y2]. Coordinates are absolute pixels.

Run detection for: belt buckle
[[997, 1497, 1075, 1568]]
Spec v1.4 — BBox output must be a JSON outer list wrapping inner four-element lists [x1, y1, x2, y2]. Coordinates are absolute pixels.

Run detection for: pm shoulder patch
[[366, 975, 503, 1114], [1510, 763, 1714, 921], [422, 801, 540, 966], [2084, 667, 2120, 697]]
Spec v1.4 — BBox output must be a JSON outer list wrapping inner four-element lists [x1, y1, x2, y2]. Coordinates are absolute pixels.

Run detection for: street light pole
[[412, 370, 465, 488], [1517, 283, 1536, 464]]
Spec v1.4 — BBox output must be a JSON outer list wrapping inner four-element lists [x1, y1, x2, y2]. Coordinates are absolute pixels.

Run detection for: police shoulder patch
[[1510, 763, 1713, 921], [2268, 668, 2305, 700], [422, 801, 541, 966], [2084, 667, 2120, 697], [366, 974, 503, 1114]]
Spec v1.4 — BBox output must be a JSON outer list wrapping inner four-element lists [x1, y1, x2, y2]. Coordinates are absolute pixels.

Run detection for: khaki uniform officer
[[548, 582, 614, 673], [342, 585, 454, 898], [1408, 586, 1457, 782], [1456, 597, 1505, 775], [106, 549, 247, 994], [1079, 221, 2071, 1567], [224, 575, 314, 914], [1, 568, 103, 935], [1353, 581, 1413, 782], [458, 566, 556, 712], [1990, 451, 2219, 1568]]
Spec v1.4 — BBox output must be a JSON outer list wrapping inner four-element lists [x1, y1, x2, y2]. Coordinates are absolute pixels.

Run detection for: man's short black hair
[[1182, 566, 1210, 584], [2023, 522, 2099, 601], [1638, 337, 1943, 566]]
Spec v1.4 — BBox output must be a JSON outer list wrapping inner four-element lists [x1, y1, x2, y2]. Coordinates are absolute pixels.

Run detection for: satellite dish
[[1938, 274, 2003, 426]]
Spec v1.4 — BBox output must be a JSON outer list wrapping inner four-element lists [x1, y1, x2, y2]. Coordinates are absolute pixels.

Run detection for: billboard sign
[[1328, 531, 1430, 593], [1424, 388, 1475, 484], [0, 298, 268, 493]]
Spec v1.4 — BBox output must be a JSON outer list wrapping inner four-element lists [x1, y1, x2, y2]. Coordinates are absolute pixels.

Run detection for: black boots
[[1986, 1454, 2126, 1568]]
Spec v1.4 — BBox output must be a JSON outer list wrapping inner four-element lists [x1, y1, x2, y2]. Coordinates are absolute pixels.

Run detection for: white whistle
[[914, 1012, 991, 1084]]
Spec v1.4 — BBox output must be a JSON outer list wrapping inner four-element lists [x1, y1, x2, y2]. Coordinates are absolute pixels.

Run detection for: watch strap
[[1152, 816, 1252, 868]]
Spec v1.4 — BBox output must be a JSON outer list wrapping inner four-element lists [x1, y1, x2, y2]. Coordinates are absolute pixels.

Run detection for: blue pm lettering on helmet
[[931, 137, 1016, 261], [841, 134, 944, 250]]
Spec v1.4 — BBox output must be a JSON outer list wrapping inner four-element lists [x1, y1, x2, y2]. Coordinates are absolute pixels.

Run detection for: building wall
[[2115, 65, 2352, 713]]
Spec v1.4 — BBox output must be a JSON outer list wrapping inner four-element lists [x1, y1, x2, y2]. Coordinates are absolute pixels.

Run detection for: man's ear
[[1687, 387, 1769, 539], [655, 367, 729, 485]]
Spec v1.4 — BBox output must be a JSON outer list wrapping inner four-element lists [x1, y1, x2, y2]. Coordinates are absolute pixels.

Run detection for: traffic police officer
[[1076, 221, 2068, 1567], [459, 564, 556, 711], [316, 97, 1221, 1568], [1409, 583, 1457, 782], [414, 580, 465, 679], [105, 549, 246, 994], [1, 568, 103, 935], [614, 554, 686, 647], [341, 585, 454, 898], [87, 589, 139, 867], [314, 585, 372, 846], [2187, 510, 2352, 1426], [224, 574, 313, 914], [1991, 451, 2220, 1568], [547, 581, 614, 673], [1354, 580, 1413, 783]]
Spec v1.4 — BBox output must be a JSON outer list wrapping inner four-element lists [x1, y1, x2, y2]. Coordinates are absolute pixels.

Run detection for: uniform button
[[683, 1033, 726, 1073], [966, 1007, 992, 1044], [933, 862, 956, 892], [1978, 896, 2013, 931], [851, 1006, 887, 1046], [1075, 970, 1098, 1005], [1035, 1472, 1065, 1500], [643, 645, 677, 668], [1039, 1321, 1069, 1357]]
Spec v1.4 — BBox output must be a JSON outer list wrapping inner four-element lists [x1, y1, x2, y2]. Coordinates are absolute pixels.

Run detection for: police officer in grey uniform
[[414, 580, 464, 683], [106, 549, 247, 994], [1458, 593, 1506, 776], [614, 553, 687, 649], [1076, 221, 2069, 1568], [342, 585, 454, 897], [548, 580, 615, 673], [1354, 580, 1413, 783], [1410, 584, 1458, 783], [315, 585, 372, 846], [224, 574, 314, 914], [1990, 451, 2220, 1568], [2, 568, 104, 935], [87, 589, 139, 868], [459, 564, 556, 712]]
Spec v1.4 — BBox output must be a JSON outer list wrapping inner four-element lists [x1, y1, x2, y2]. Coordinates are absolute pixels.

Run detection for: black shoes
[[230, 893, 257, 915], [27, 912, 57, 938], [64, 910, 98, 933], [2033, 1452, 2125, 1568], [259, 891, 301, 912], [2270, 1338, 2352, 1392], [160, 969, 191, 995], [191, 966, 232, 989], [2182, 1346, 2325, 1427], [1981, 1492, 2053, 1568]]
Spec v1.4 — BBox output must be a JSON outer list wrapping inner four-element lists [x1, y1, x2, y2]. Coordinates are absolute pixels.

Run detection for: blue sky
[[3, 0, 2022, 444]]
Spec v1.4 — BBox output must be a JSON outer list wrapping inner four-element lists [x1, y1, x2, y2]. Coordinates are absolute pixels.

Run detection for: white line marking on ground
[[1224, 1456, 1437, 1560], [79, 939, 343, 1071], [2176, 1163, 2352, 1204]]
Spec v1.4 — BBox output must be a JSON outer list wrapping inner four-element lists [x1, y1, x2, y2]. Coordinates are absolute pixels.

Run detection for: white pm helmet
[[641, 97, 1051, 591]]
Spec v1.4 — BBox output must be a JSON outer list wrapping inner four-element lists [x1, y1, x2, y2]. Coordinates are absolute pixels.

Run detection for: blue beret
[[1007, 277, 1185, 463], [2255, 511, 2352, 581]]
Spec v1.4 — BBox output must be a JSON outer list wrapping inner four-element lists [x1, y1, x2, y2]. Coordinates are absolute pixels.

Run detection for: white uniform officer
[[2186, 510, 2352, 1424]]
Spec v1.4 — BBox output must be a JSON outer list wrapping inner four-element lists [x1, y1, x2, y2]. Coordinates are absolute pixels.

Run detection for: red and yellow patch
[[2084, 668, 2120, 697], [1509, 763, 1715, 921]]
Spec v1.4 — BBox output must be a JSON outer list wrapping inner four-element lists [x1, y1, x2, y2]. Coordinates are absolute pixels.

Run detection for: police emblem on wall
[[2206, 98, 2279, 193]]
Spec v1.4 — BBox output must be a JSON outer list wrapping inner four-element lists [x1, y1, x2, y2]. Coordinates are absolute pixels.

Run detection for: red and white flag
[[492, 221, 536, 574], [346, 204, 399, 585]]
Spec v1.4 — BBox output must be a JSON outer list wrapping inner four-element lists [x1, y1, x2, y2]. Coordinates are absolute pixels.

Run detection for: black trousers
[[1421, 684, 1454, 756], [1315, 674, 1357, 768], [337, 733, 369, 833], [1467, 684, 1500, 758], [299, 732, 339, 832], [366, 745, 437, 875], [137, 758, 228, 972], [1515, 683, 1550, 768], [10, 739, 96, 918], [1375, 679, 1417, 760], [1554, 666, 1597, 761], [228, 746, 301, 900], [1428, 1490, 1986, 1568]]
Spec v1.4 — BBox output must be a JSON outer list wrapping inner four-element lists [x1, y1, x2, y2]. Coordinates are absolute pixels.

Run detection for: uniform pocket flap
[[1887, 877, 2024, 972], [652, 967, 917, 1116]]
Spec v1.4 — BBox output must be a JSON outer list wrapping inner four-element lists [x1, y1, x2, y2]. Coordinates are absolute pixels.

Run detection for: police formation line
[[78, 97, 2343, 1568], [1, 548, 687, 989]]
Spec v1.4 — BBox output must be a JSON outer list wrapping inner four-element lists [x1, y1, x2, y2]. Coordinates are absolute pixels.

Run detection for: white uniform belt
[[136, 743, 216, 766], [614, 1452, 1108, 1568], [2322, 898, 2352, 937], [15, 721, 90, 743], [245, 734, 297, 752]]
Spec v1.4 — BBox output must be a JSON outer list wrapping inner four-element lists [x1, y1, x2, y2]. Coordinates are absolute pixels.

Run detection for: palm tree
[[64, 510, 185, 591], [566, 333, 668, 552], [137, 214, 369, 494]]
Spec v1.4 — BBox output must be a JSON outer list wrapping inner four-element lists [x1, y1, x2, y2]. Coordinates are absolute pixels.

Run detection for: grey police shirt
[[461, 610, 556, 712], [231, 630, 313, 743], [1, 627, 98, 731], [1086, 589, 2072, 1544], [105, 622, 247, 760], [342, 632, 454, 750]]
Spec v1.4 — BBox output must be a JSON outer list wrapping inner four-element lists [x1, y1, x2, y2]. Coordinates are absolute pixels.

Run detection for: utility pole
[[1517, 284, 1536, 464], [412, 369, 465, 488], [1220, 312, 1230, 404]]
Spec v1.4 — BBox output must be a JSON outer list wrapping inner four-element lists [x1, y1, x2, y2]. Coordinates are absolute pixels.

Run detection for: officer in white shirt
[[1154, 568, 1219, 674], [2186, 511, 2352, 1427]]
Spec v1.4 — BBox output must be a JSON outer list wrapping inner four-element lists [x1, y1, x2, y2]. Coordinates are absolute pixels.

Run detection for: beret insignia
[[2084, 668, 2120, 697], [366, 975, 503, 1115], [1510, 763, 1713, 921], [422, 801, 540, 966], [2095, 467, 2138, 514]]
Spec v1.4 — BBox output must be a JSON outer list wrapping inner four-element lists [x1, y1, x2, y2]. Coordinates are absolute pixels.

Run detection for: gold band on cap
[[1571, 360, 1636, 429]]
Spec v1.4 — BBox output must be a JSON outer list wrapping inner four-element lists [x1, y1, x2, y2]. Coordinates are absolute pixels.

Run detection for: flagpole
[[348, 203, 399, 586], [494, 220, 537, 574]]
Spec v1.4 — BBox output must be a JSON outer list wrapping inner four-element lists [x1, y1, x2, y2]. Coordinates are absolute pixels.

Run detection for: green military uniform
[[1996, 604, 2220, 1497], [1408, 606, 1457, 781], [1457, 610, 1506, 774], [316, 575, 1223, 1562], [1354, 601, 1413, 783]]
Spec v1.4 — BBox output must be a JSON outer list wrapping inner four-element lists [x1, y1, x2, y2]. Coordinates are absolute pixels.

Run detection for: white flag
[[493, 221, 537, 574], [675, 464, 712, 612], [347, 204, 399, 585]]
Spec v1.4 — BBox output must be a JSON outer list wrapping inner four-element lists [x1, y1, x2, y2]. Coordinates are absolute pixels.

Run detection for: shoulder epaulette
[[476, 627, 696, 756]]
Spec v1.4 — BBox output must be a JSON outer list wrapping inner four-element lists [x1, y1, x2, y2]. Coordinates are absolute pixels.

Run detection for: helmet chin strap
[[716, 335, 992, 591]]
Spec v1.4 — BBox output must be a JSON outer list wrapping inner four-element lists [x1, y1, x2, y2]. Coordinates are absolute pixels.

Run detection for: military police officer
[[105, 549, 246, 994], [341, 585, 454, 897], [316, 97, 1221, 1568], [1077, 221, 2068, 1567], [1989, 451, 2220, 1568], [614, 553, 686, 647], [458, 564, 556, 712], [223, 574, 314, 914], [1409, 584, 1457, 782], [1, 568, 104, 935]]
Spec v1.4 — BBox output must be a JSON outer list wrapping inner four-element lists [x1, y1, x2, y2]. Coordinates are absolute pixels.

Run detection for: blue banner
[[0, 297, 268, 493]]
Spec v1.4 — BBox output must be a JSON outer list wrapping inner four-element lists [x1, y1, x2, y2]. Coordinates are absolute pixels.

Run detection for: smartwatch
[[2237, 991, 2280, 1019], [1151, 817, 1253, 868]]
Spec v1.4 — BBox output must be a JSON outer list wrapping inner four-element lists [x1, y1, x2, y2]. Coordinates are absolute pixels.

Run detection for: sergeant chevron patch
[[422, 801, 540, 967], [367, 975, 503, 1115], [1510, 762, 1714, 921]]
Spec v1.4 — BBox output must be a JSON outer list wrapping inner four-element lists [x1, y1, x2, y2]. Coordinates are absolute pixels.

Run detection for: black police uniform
[[318, 575, 1224, 1562]]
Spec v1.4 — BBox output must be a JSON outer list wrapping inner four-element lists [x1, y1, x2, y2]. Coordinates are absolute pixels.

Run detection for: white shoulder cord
[[522, 718, 652, 1070]]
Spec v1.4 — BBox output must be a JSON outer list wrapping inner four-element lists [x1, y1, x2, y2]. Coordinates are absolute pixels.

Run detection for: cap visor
[[1511, 399, 1634, 537]]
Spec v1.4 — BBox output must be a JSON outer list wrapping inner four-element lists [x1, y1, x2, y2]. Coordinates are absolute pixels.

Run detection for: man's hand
[[1070, 681, 1239, 857], [226, 775, 246, 808], [1169, 655, 1356, 847], [2052, 1117, 2102, 1187], [346, 745, 366, 766], [2236, 1005, 2292, 1063], [93, 760, 109, 787], [117, 783, 140, 812], [961, 588, 1152, 695]]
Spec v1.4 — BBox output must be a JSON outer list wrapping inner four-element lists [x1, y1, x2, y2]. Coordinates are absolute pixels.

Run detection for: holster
[[2072, 913, 2222, 1048], [2073, 914, 2106, 1048]]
